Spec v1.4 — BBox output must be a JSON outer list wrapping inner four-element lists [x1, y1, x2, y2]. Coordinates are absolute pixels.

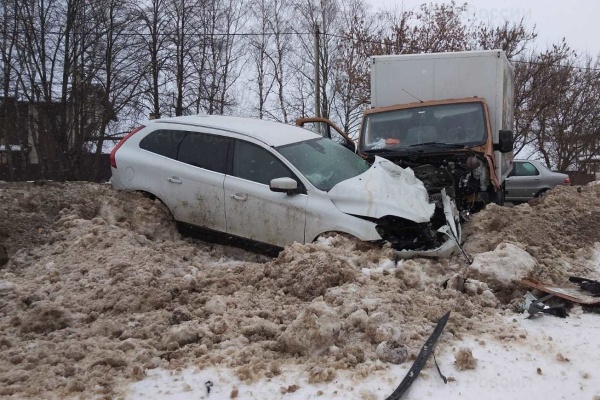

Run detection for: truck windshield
[[276, 138, 370, 191], [360, 102, 487, 152]]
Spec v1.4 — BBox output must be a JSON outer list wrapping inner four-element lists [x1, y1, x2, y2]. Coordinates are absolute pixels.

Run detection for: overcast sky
[[370, 0, 599, 57]]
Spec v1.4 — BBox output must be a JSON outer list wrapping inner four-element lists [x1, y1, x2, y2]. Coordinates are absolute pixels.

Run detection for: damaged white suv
[[110, 115, 460, 257]]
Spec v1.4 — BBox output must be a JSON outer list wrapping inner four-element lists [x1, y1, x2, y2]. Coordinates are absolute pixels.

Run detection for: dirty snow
[[0, 182, 599, 399], [469, 243, 537, 285]]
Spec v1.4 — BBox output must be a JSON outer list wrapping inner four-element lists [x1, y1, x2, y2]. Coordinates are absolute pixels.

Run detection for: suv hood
[[328, 156, 435, 223]]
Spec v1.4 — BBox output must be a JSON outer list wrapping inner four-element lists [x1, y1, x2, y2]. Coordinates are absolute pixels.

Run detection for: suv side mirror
[[270, 177, 300, 195], [495, 130, 514, 153]]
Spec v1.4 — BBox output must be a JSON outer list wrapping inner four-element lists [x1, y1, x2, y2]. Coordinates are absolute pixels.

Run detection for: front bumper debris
[[396, 189, 461, 259]]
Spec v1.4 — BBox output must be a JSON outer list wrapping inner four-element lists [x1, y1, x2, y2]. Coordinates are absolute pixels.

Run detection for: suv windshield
[[360, 102, 487, 152], [276, 138, 370, 191]]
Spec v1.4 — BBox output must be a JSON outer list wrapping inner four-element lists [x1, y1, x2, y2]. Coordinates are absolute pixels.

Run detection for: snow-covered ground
[[0, 182, 599, 399], [126, 312, 600, 400]]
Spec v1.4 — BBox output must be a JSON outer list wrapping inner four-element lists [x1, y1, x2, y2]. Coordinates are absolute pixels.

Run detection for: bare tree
[[15, 0, 69, 178], [191, 0, 246, 115], [0, 0, 20, 178], [288, 0, 341, 122], [410, 2, 472, 52], [246, 0, 294, 122], [329, 0, 377, 134], [136, 0, 170, 119], [475, 19, 536, 59], [164, 0, 202, 116], [533, 54, 600, 170], [88, 0, 146, 180], [512, 42, 573, 157], [267, 0, 293, 122], [248, 0, 275, 119]]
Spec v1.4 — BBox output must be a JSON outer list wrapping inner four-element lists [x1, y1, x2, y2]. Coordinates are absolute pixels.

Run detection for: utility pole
[[313, 23, 321, 133]]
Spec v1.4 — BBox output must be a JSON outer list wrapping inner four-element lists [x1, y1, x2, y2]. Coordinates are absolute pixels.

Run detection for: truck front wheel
[[488, 183, 505, 206]]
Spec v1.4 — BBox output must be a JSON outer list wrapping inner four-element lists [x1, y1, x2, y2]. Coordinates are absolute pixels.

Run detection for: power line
[[320, 32, 600, 72], [511, 59, 600, 72], [11, 29, 311, 37], [7, 26, 600, 72]]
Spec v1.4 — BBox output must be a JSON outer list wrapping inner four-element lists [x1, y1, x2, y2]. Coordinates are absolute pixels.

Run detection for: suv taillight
[[564, 177, 571, 185], [110, 125, 145, 169]]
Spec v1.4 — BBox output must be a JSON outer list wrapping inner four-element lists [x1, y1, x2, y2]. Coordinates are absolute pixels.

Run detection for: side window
[[139, 129, 186, 159], [515, 162, 539, 176], [177, 132, 230, 173], [232, 140, 295, 185]]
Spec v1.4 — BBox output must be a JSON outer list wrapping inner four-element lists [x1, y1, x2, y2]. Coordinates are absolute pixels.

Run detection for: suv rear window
[[139, 129, 186, 159], [177, 132, 230, 173]]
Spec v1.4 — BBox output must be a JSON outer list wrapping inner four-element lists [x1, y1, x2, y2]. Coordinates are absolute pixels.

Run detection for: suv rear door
[[224, 139, 307, 247], [158, 129, 231, 232]]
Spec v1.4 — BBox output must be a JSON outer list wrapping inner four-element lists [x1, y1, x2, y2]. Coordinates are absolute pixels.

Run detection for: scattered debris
[[523, 292, 568, 319], [385, 311, 450, 400], [205, 380, 214, 394], [522, 278, 600, 306], [569, 276, 600, 296]]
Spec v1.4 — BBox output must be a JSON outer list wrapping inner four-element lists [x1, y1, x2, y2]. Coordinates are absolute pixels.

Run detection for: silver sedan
[[505, 159, 571, 202]]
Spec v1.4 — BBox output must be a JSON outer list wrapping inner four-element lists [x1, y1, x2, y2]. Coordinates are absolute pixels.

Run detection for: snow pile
[[0, 182, 599, 398], [468, 242, 537, 302], [464, 184, 600, 284], [280, 300, 341, 356], [470, 243, 536, 285]]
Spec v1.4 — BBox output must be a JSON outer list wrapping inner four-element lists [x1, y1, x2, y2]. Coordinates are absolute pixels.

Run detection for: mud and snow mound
[[469, 243, 536, 286], [0, 182, 598, 398], [464, 185, 600, 284], [279, 299, 342, 356]]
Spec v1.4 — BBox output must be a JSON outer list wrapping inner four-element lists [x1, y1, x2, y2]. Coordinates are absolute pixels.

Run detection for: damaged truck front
[[365, 50, 515, 216], [300, 50, 515, 220]]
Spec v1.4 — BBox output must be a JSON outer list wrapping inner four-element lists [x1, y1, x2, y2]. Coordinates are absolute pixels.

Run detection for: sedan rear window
[[514, 162, 540, 176], [277, 138, 370, 191]]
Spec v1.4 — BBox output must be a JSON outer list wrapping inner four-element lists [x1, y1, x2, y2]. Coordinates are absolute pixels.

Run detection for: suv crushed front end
[[328, 157, 461, 258]]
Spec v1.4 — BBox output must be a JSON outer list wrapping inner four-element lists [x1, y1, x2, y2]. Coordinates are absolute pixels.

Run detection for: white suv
[[110, 115, 460, 257]]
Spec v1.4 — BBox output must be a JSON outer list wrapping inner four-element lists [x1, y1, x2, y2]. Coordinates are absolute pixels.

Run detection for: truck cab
[[359, 97, 513, 214], [298, 50, 515, 217]]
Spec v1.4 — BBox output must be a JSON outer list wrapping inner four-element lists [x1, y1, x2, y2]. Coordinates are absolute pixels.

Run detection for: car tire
[[535, 189, 549, 198]]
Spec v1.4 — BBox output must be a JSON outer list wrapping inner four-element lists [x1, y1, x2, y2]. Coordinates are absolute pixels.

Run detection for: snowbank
[[0, 182, 599, 399]]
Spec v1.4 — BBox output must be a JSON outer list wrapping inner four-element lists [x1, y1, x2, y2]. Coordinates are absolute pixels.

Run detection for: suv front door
[[224, 140, 307, 247]]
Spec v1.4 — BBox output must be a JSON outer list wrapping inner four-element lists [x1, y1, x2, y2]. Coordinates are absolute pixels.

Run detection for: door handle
[[230, 193, 247, 201], [167, 177, 182, 184], [533, 178, 540, 181]]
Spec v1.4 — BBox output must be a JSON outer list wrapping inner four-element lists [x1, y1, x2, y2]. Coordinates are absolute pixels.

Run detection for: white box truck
[[362, 50, 514, 214]]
